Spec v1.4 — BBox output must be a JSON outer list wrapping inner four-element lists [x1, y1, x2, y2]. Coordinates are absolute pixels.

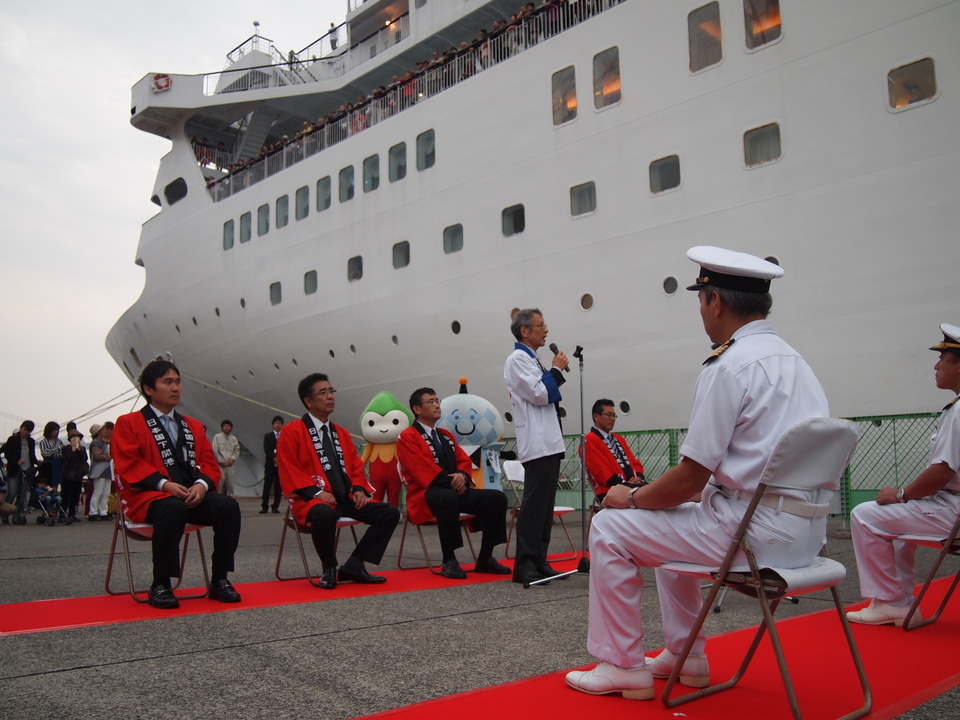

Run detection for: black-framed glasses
[[313, 388, 337, 397]]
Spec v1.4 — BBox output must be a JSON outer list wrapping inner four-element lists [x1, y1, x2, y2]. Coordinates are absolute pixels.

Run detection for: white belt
[[722, 487, 830, 519]]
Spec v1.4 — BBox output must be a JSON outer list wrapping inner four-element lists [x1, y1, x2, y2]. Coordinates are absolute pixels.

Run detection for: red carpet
[[0, 559, 537, 636], [363, 578, 960, 720]]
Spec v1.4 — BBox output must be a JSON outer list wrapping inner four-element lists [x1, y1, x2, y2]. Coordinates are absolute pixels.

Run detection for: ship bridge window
[[502, 204, 525, 236], [164, 177, 188, 205], [305, 270, 318, 295], [389, 143, 407, 182], [570, 182, 597, 216], [443, 224, 463, 254], [316, 176, 332, 211], [552, 66, 577, 125], [270, 282, 282, 305], [339, 166, 355, 202], [276, 195, 289, 228], [363, 154, 380, 193], [743, 0, 781, 50], [258, 204, 270, 236], [416, 130, 435, 170], [688, 2, 722, 72], [649, 155, 681, 193], [392, 241, 410, 269], [593, 47, 621, 109], [888, 58, 937, 110], [743, 122, 782, 167], [240, 212, 252, 243], [348, 255, 363, 282], [223, 220, 235, 250], [296, 186, 309, 220]]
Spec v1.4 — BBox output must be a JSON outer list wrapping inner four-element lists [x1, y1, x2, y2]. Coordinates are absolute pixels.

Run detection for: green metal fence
[[501, 412, 940, 519]]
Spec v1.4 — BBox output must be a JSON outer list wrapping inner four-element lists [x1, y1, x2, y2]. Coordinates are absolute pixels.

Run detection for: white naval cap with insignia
[[686, 246, 784, 293], [929, 323, 960, 352]]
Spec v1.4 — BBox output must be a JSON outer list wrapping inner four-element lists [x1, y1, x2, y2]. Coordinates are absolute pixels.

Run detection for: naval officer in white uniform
[[566, 246, 830, 700], [846, 323, 960, 627]]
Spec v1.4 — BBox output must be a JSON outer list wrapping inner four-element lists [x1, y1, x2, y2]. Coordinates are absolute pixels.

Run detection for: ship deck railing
[[497, 411, 941, 519], [202, 0, 628, 202]]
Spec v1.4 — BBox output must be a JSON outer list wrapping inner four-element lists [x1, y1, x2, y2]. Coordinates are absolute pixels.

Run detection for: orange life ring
[[153, 74, 172, 92]]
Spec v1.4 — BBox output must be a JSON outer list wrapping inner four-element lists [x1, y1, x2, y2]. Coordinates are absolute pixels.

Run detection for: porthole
[[175, 325, 180, 334], [329, 349, 336, 358], [451, 321, 461, 335], [292, 358, 299, 366], [581, 293, 594, 310], [558, 406, 567, 419], [215, 307, 220, 317], [350, 345, 357, 354], [619, 400, 631, 415], [504, 412, 513, 423], [240, 298, 246, 308], [274, 363, 280, 371], [192, 317, 198, 326], [392, 335, 399, 345], [249, 370, 255, 377], [231, 375, 238, 382], [663, 276, 679, 295], [764, 255, 780, 266]]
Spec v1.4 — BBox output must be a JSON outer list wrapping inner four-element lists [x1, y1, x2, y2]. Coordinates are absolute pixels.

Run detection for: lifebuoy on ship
[[153, 74, 172, 92]]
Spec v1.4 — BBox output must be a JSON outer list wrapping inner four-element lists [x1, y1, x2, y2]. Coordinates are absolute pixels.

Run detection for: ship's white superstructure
[[108, 0, 960, 477]]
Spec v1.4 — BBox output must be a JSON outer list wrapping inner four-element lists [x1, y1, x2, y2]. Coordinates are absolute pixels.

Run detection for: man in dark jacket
[[1, 421, 39, 522]]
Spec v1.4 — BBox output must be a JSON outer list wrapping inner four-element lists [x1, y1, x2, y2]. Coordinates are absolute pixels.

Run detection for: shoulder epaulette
[[943, 396, 960, 412], [703, 338, 735, 365]]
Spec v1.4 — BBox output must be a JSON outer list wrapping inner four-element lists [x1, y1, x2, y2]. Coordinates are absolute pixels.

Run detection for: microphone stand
[[573, 345, 589, 573]]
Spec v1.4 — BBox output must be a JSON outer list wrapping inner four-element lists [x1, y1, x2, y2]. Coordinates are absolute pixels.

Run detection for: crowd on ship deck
[[192, 0, 625, 195]]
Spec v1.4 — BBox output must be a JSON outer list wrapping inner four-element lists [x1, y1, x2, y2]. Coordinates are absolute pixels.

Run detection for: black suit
[[261, 431, 282, 510]]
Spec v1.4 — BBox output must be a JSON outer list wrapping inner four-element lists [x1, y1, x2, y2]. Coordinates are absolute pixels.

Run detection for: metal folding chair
[[274, 505, 361, 587], [396, 513, 477, 573], [900, 511, 960, 630], [501, 460, 577, 561], [659, 418, 871, 720]]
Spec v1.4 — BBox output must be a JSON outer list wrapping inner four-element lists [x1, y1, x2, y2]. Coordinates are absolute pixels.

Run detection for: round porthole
[[274, 363, 280, 371], [350, 345, 357, 354], [451, 321, 461, 335], [558, 406, 567, 419], [175, 325, 180, 334], [619, 400, 631, 414], [392, 335, 399, 345], [581, 293, 594, 310], [215, 307, 220, 317], [240, 298, 246, 308], [329, 349, 335, 358], [291, 358, 298, 366], [663, 276, 679, 295], [765, 255, 780, 266], [504, 412, 513, 423], [192, 317, 198, 326]]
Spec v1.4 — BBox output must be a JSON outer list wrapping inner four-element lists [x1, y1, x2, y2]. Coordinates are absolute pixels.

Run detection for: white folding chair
[[899, 511, 960, 631], [659, 418, 871, 720], [274, 505, 361, 587], [501, 460, 577, 561], [396, 513, 477, 573]]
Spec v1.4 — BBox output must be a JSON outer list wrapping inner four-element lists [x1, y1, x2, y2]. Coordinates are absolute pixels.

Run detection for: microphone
[[549, 343, 570, 372]]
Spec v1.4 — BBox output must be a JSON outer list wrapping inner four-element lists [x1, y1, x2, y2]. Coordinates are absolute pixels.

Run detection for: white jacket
[[504, 344, 566, 462]]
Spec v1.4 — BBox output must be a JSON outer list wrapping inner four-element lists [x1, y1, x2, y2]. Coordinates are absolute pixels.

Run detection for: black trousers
[[306, 499, 400, 569], [424, 485, 508, 561], [145, 492, 241, 583], [515, 453, 562, 574], [261, 469, 282, 510], [60, 479, 82, 518]]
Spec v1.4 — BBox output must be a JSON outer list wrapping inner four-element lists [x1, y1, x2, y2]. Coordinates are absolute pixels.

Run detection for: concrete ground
[[0, 500, 956, 719]]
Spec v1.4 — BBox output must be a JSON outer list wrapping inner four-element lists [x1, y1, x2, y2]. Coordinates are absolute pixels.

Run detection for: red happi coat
[[396, 425, 472, 525], [583, 430, 645, 495], [112, 410, 220, 523], [276, 418, 374, 526]]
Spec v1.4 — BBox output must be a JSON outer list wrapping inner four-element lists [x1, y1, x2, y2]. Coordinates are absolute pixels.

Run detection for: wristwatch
[[627, 486, 640, 509], [896, 488, 906, 503]]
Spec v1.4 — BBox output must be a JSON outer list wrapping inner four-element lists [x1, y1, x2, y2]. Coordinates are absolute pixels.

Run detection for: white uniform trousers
[[587, 485, 826, 669], [850, 491, 960, 606]]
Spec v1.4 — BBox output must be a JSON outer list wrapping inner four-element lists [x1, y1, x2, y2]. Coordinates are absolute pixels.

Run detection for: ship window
[[688, 2, 722, 72], [129, 347, 142, 368], [593, 47, 621, 109], [164, 177, 188, 205], [888, 58, 937, 110], [415, 0, 426, 7], [552, 66, 577, 125], [317, 176, 332, 211], [743, 123, 782, 166], [295, 186, 309, 220], [276, 195, 289, 228], [416, 130, 435, 170], [649, 155, 681, 193], [502, 204, 525, 236], [663, 276, 679, 295], [570, 182, 596, 216], [743, 0, 781, 50], [258, 204, 270, 236], [348, 255, 363, 281], [339, 166, 355, 202], [451, 321, 461, 334], [443, 224, 463, 254], [389, 142, 407, 182], [223, 220, 235, 250], [304, 270, 318, 295], [240, 212, 251, 243], [363, 154, 380, 192], [392, 241, 410, 269], [270, 282, 282, 305]]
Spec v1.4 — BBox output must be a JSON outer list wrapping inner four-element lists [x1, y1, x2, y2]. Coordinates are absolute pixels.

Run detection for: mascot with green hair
[[359, 391, 413, 507]]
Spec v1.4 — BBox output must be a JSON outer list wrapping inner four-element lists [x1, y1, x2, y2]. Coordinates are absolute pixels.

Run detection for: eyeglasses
[[312, 388, 337, 397], [529, 323, 548, 330], [417, 398, 440, 406], [600, 412, 618, 419]]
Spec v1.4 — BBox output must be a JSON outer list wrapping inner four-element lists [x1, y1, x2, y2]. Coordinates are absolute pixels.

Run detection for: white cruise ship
[[108, 0, 960, 472]]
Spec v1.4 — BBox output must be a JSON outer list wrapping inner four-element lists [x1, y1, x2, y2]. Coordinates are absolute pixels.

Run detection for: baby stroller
[[33, 466, 72, 526]]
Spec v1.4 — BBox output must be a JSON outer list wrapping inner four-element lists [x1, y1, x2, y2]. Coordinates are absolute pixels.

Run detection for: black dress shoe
[[318, 568, 337, 590], [271, 507, 280, 513], [149, 584, 180, 609], [258, 508, 268, 514], [474, 557, 512, 575], [338, 564, 387, 584], [535, 563, 568, 579], [440, 560, 467, 579], [512, 573, 549, 586], [208, 578, 241, 603]]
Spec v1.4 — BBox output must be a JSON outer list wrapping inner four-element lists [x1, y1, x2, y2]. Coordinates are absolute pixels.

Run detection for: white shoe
[[565, 662, 654, 700], [846, 599, 919, 627], [645, 648, 710, 688]]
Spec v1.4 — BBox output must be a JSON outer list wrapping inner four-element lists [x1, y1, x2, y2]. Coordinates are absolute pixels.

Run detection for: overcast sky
[[1, 1, 346, 438]]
